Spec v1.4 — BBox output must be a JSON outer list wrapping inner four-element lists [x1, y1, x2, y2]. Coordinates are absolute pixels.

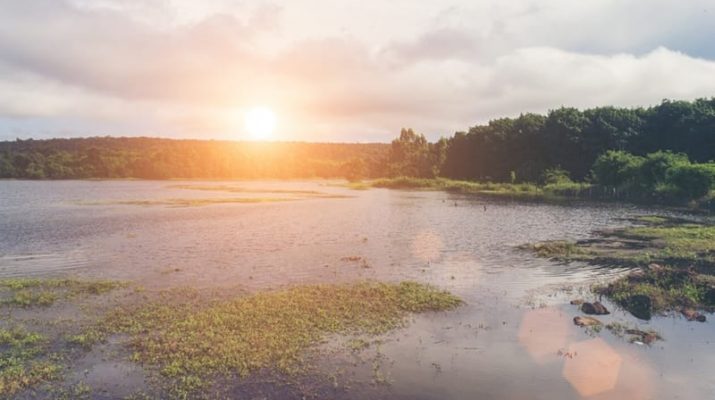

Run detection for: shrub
[[592, 150, 644, 188], [665, 163, 715, 200]]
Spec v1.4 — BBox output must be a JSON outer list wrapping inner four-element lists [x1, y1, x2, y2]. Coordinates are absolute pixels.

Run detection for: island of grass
[[524, 215, 715, 320], [0, 279, 461, 398]]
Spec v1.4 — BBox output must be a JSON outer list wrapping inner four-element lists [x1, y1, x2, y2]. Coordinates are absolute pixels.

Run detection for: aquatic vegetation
[[526, 241, 591, 259], [0, 327, 61, 396], [527, 216, 715, 318], [367, 177, 592, 201], [594, 267, 715, 314], [169, 184, 352, 199], [624, 223, 715, 266], [0, 278, 125, 307], [98, 281, 461, 396], [105, 197, 292, 207], [168, 184, 326, 195], [605, 322, 663, 345]]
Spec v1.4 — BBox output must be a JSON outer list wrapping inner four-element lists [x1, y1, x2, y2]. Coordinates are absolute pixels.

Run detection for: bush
[[592, 150, 644, 188], [639, 151, 689, 189], [541, 167, 572, 185], [665, 164, 715, 200]]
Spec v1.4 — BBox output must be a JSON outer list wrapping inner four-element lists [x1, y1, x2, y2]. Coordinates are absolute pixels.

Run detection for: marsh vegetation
[[527, 216, 715, 319], [0, 278, 460, 398]]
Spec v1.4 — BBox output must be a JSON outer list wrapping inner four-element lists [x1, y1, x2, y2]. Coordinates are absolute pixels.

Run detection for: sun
[[244, 107, 277, 140]]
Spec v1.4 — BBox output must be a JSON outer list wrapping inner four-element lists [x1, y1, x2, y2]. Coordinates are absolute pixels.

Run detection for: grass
[[0, 278, 125, 307], [526, 215, 715, 317], [93, 281, 462, 397], [527, 241, 591, 259], [168, 184, 324, 195], [604, 321, 663, 344], [0, 277, 460, 398], [364, 177, 593, 201], [168, 185, 350, 199], [624, 223, 715, 266], [0, 278, 127, 396], [0, 327, 61, 397], [81, 197, 293, 208], [595, 267, 715, 313]]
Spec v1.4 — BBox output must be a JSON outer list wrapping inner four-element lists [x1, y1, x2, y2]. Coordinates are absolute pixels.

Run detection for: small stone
[[574, 316, 602, 327], [681, 308, 706, 322], [570, 299, 584, 305]]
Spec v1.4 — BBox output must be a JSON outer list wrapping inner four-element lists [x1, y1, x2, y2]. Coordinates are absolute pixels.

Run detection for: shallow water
[[1, 180, 713, 399]]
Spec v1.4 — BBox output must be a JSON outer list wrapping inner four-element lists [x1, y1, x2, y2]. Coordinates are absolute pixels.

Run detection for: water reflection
[[563, 338, 623, 397], [0, 181, 707, 399], [518, 307, 571, 364]]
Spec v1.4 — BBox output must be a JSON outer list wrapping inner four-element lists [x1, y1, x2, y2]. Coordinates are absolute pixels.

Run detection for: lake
[[1, 180, 713, 399]]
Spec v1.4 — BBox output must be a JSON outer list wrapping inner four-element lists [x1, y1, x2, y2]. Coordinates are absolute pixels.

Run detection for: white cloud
[[0, 0, 713, 141]]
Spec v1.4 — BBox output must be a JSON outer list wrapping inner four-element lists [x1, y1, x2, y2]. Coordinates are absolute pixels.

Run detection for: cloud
[[0, 0, 713, 141]]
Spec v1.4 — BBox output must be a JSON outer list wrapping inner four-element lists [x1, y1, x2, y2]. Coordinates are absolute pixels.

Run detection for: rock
[[625, 294, 652, 320], [574, 316, 602, 327], [704, 287, 715, 305], [681, 308, 706, 322], [626, 329, 660, 345], [570, 299, 584, 305], [581, 301, 610, 315]]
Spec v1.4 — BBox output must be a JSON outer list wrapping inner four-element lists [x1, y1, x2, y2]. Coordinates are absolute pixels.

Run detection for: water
[[0, 180, 713, 399]]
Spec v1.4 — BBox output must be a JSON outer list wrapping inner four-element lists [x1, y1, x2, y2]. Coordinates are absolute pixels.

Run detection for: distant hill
[[0, 137, 389, 180]]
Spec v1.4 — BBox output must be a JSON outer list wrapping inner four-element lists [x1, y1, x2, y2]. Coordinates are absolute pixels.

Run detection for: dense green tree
[[591, 151, 644, 188]]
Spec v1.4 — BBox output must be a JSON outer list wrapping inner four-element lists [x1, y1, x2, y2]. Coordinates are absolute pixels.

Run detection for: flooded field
[[1, 180, 714, 399]]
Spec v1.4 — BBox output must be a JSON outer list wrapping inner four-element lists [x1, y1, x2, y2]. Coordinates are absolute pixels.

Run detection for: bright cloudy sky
[[1, 0, 714, 142]]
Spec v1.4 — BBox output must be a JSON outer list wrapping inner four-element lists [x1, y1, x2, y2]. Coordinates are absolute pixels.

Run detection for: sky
[[0, 0, 714, 142]]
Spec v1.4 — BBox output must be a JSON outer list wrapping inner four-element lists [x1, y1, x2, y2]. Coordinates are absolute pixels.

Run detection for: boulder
[[574, 316, 602, 327], [704, 287, 715, 305], [625, 294, 652, 320], [581, 301, 610, 315]]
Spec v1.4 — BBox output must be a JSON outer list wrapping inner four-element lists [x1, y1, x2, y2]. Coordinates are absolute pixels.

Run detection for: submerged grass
[[366, 177, 592, 201], [97, 281, 462, 396], [0, 278, 125, 307], [80, 197, 293, 208], [526, 215, 715, 317], [595, 267, 715, 313], [0, 277, 460, 398], [0, 327, 61, 397], [167, 184, 333, 197]]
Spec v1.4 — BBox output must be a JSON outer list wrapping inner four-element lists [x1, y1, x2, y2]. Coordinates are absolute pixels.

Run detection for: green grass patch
[[367, 177, 593, 201], [595, 267, 715, 313], [99, 281, 461, 396], [0, 278, 125, 307], [526, 215, 715, 318], [525, 241, 591, 259], [0, 327, 61, 396]]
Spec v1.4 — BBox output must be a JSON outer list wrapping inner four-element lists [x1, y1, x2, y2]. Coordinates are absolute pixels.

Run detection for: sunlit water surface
[[1, 180, 713, 399]]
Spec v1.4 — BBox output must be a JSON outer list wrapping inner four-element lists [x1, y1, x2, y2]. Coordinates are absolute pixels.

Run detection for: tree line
[[0, 137, 389, 180], [1, 98, 714, 200], [386, 98, 715, 200]]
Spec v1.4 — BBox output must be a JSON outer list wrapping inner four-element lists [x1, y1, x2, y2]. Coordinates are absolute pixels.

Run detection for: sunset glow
[[244, 107, 277, 140]]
